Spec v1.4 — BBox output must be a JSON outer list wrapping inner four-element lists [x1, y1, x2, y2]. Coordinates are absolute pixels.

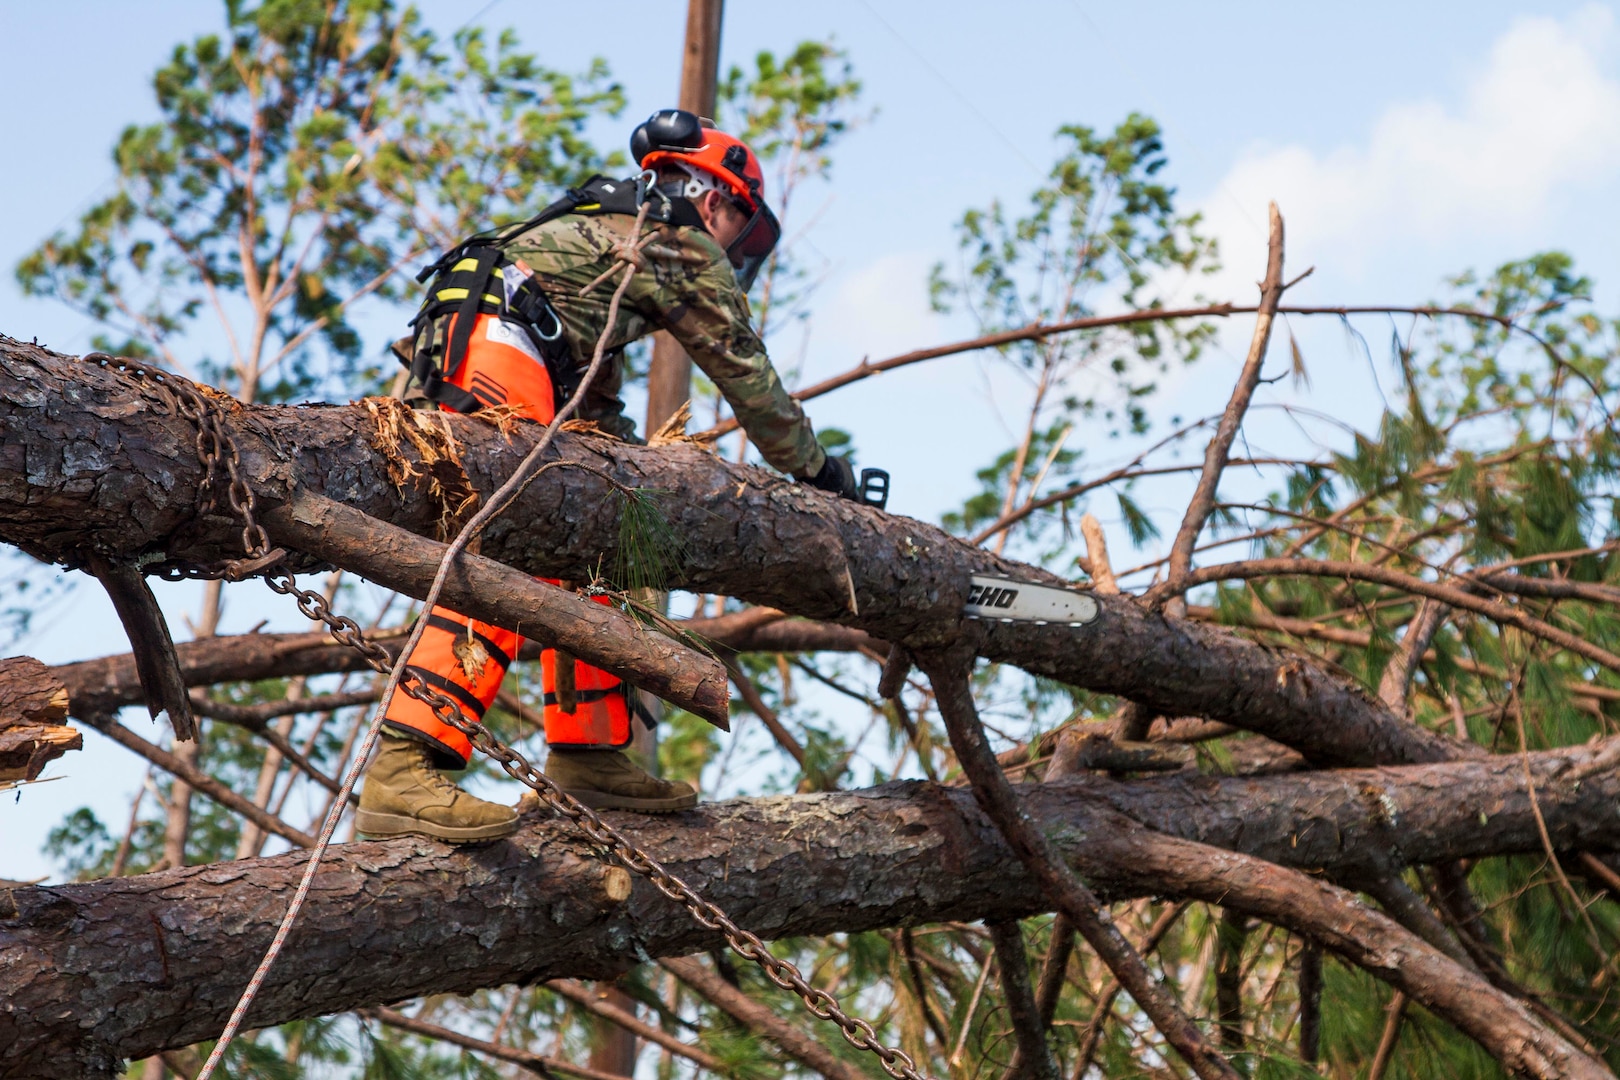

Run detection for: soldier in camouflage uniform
[[357, 110, 861, 842], [503, 193, 824, 475]]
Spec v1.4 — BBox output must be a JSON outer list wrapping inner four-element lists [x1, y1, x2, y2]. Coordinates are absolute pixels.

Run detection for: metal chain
[[83, 351, 931, 1080]]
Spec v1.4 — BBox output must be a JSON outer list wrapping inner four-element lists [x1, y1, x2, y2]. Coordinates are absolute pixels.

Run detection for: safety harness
[[402, 175, 704, 414]]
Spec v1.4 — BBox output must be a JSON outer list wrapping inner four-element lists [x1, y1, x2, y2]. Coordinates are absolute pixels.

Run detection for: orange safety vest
[[382, 308, 633, 766]]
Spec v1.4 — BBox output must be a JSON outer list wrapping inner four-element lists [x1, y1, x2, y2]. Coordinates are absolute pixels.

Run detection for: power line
[[454, 0, 506, 34], [853, 0, 1046, 179], [1063, 0, 1266, 245], [853, 0, 1145, 280]]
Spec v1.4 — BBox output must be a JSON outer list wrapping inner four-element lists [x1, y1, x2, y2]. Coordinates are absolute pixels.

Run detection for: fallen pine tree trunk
[[0, 337, 1450, 769], [2, 742, 1618, 1078]]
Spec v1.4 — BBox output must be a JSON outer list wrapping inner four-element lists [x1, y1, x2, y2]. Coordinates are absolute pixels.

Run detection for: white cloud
[[1197, 5, 1620, 295]]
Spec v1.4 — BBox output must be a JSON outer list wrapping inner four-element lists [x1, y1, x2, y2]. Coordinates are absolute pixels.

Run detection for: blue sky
[[4, 1, 1619, 879]]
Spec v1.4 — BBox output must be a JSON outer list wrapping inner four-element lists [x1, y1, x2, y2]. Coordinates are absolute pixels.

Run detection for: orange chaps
[[383, 312, 633, 767]]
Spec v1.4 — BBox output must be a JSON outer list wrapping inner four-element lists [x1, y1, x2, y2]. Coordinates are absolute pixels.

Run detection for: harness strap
[[447, 247, 500, 381], [403, 174, 707, 414], [409, 340, 485, 415]]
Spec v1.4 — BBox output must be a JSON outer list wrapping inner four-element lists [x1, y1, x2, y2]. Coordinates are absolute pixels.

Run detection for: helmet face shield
[[727, 199, 780, 292]]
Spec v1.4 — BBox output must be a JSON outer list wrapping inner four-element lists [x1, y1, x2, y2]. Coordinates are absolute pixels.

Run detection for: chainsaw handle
[[859, 468, 890, 510]]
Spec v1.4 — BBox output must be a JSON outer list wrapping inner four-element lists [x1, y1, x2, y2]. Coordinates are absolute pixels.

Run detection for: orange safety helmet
[[631, 109, 780, 290]]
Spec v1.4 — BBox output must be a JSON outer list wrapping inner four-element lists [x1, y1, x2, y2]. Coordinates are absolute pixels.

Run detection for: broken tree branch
[[920, 649, 1241, 1080], [265, 490, 730, 729], [1163, 202, 1286, 617], [84, 553, 196, 741]]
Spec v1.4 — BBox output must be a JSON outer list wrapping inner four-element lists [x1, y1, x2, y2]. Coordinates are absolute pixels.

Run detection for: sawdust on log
[[360, 397, 480, 539]]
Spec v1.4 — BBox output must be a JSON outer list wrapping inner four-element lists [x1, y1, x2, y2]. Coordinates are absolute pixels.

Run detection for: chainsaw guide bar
[[963, 575, 1100, 627]]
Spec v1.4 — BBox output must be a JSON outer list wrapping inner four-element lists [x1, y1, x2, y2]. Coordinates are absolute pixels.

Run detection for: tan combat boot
[[544, 747, 698, 812], [357, 734, 519, 842]]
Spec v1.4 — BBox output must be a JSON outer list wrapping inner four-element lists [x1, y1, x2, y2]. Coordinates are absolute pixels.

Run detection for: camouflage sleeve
[[629, 225, 826, 478], [574, 347, 642, 443]]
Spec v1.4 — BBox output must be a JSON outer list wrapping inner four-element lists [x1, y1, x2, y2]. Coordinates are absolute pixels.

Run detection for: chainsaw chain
[[85, 352, 931, 1080]]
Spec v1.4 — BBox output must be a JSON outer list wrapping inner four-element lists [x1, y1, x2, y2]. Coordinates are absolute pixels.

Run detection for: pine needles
[[611, 485, 687, 596]]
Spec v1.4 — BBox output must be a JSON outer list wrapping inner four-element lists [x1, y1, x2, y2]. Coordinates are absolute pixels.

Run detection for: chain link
[[85, 351, 932, 1080]]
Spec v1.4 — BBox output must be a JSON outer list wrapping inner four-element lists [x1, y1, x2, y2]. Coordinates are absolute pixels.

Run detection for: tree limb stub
[[0, 338, 1452, 769], [83, 553, 196, 741], [7, 746, 1619, 1076], [265, 490, 730, 729]]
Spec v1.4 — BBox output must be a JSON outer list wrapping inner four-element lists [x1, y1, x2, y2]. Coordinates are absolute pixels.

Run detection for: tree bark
[[3, 745, 1618, 1077], [0, 338, 1454, 769]]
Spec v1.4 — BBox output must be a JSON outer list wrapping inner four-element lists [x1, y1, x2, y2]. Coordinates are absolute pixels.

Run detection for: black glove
[[806, 452, 860, 500]]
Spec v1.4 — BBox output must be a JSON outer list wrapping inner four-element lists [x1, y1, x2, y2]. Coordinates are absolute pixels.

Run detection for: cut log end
[[600, 866, 633, 903]]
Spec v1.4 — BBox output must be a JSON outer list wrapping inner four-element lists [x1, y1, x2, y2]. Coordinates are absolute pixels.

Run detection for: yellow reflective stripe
[[573, 202, 601, 212], [433, 288, 504, 306], [450, 257, 506, 278]]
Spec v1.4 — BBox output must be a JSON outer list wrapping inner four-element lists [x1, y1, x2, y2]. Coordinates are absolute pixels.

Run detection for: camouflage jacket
[[502, 209, 825, 479]]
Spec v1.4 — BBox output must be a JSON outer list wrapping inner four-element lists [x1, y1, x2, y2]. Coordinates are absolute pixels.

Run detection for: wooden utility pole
[[590, 7, 725, 1079], [643, 0, 725, 435]]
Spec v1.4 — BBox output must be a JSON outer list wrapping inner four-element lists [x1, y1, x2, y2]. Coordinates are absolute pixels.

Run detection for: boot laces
[[409, 743, 465, 796]]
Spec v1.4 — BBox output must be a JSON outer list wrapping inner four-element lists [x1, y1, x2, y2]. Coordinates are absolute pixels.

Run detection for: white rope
[[195, 203, 652, 1078]]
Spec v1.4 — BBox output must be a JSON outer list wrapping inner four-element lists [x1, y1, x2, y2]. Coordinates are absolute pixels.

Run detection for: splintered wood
[[360, 396, 479, 538], [0, 656, 78, 782]]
